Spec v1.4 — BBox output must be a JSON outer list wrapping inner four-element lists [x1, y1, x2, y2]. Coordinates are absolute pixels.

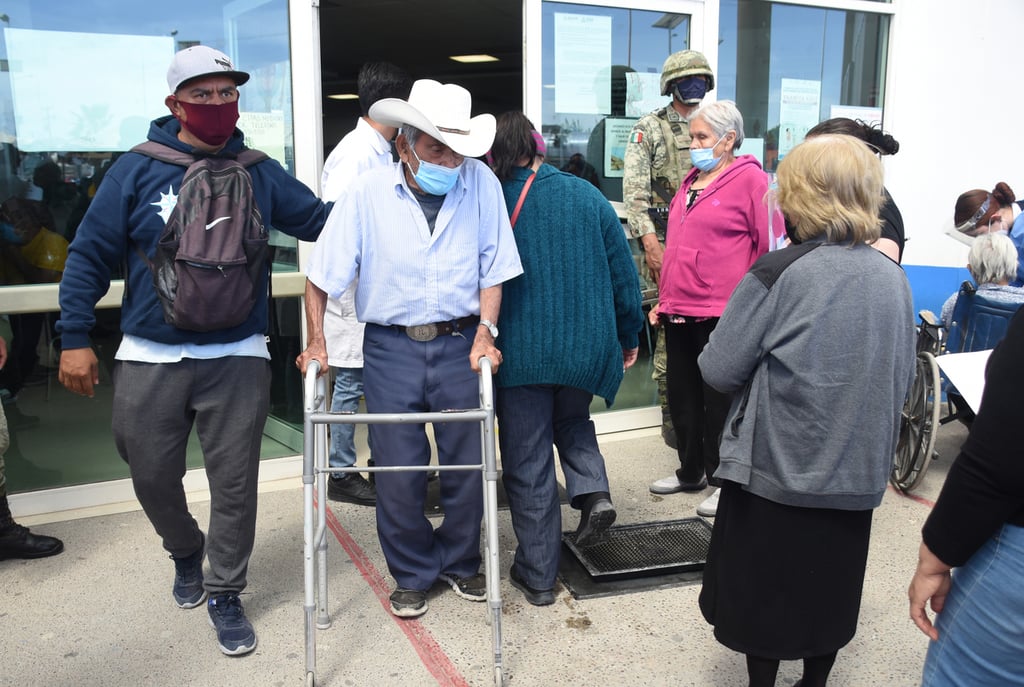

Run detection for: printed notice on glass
[[603, 118, 636, 178], [554, 13, 612, 114], [239, 111, 287, 167], [778, 78, 821, 159]]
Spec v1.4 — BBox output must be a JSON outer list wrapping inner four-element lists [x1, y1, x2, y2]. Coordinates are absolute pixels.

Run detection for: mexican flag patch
[[630, 131, 643, 144]]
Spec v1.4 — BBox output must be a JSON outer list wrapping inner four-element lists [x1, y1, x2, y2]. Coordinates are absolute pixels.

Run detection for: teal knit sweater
[[496, 164, 643, 406]]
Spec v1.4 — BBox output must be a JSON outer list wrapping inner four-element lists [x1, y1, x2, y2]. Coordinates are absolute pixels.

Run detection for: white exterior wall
[[886, 0, 1024, 268]]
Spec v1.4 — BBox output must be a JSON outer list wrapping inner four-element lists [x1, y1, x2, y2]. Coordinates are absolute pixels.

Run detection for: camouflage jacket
[[623, 104, 693, 240]]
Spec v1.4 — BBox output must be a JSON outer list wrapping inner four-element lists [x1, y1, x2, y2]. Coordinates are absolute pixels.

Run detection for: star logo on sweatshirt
[[151, 185, 177, 223]]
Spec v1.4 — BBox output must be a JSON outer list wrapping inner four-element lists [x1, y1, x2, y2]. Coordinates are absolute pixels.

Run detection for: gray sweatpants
[[111, 356, 270, 594]]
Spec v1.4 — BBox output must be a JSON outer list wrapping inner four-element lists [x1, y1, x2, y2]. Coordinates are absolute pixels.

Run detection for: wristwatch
[[479, 319, 499, 338]]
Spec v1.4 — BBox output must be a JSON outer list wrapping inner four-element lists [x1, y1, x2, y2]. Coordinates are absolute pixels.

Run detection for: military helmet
[[660, 50, 715, 96]]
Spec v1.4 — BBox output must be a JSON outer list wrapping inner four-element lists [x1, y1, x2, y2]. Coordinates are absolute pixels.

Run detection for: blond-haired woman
[[696, 134, 916, 686]]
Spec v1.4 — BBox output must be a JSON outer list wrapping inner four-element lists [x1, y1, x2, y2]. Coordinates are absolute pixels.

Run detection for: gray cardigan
[[698, 238, 916, 510]]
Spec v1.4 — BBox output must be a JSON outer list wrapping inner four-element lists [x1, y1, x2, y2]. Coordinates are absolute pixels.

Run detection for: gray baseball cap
[[167, 45, 250, 93]]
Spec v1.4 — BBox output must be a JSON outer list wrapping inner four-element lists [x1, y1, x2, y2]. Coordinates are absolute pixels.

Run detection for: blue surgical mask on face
[[689, 133, 728, 172], [0, 221, 24, 245], [674, 76, 707, 104], [408, 145, 462, 196]]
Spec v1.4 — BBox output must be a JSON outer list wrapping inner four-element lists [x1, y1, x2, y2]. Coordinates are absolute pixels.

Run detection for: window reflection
[[718, 0, 890, 173], [541, 3, 690, 204]]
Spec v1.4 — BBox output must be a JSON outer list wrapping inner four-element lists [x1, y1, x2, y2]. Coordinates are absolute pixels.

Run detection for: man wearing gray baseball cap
[[57, 45, 330, 656]]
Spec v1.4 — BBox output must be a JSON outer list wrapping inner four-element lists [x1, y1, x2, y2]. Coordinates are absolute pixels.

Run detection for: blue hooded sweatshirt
[[58, 115, 330, 349]]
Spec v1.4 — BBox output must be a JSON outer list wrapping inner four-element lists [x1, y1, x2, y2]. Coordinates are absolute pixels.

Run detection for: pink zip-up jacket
[[659, 154, 775, 317]]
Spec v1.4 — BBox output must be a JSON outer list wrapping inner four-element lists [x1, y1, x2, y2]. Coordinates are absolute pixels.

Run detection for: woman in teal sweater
[[489, 111, 643, 605]]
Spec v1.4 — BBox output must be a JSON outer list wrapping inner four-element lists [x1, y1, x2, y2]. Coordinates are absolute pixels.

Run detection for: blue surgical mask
[[0, 221, 24, 245], [689, 133, 728, 172], [674, 76, 707, 104], [408, 146, 462, 196]]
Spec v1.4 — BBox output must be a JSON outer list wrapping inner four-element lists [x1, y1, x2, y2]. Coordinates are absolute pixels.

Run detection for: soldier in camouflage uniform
[[623, 50, 714, 473]]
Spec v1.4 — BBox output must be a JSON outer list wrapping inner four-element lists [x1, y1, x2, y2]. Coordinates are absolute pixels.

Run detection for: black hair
[[358, 62, 413, 117], [805, 117, 899, 156], [490, 111, 537, 182]]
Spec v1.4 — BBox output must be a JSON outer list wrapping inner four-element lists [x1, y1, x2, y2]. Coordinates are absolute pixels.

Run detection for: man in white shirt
[[317, 62, 411, 506]]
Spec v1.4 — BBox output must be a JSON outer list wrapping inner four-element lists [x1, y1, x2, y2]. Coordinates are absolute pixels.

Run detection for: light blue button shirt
[[307, 158, 523, 326]]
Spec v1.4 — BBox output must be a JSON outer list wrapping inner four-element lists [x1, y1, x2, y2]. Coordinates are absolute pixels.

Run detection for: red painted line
[[889, 485, 936, 509], [321, 502, 472, 687]]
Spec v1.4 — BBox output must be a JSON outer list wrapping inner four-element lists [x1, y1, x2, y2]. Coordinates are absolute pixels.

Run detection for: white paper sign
[[554, 13, 612, 114]]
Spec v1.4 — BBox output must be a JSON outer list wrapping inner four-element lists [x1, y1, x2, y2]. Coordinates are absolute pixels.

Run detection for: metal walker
[[302, 357, 504, 686]]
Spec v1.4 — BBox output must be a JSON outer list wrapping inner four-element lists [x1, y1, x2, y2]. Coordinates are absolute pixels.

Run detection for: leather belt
[[391, 315, 479, 342]]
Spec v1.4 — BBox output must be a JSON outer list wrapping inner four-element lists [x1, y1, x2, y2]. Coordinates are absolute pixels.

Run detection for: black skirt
[[698, 480, 873, 660]]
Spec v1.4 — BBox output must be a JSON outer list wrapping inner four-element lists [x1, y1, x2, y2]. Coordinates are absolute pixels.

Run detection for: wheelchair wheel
[[891, 351, 942, 492]]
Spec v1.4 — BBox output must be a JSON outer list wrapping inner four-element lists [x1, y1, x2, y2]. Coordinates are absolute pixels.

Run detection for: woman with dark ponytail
[[805, 117, 904, 263]]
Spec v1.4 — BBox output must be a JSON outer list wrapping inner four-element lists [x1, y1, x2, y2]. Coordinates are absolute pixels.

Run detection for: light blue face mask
[[689, 133, 729, 173], [408, 145, 462, 196], [0, 221, 24, 245]]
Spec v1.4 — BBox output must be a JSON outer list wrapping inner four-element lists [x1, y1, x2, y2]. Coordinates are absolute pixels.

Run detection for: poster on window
[[778, 78, 821, 160], [602, 117, 635, 178], [554, 13, 612, 114]]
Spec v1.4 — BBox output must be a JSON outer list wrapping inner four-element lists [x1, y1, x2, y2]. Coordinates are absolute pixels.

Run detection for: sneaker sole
[[650, 479, 708, 495], [438, 574, 486, 602], [390, 601, 428, 618], [175, 590, 208, 609], [207, 617, 258, 655]]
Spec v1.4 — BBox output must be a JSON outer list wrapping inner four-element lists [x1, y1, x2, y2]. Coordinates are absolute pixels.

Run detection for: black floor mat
[[557, 518, 711, 599]]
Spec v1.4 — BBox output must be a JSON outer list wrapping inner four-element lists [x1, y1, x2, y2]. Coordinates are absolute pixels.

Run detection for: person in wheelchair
[[940, 233, 1024, 329]]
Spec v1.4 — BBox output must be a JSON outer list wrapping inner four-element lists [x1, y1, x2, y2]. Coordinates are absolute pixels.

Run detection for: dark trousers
[[111, 356, 270, 593], [495, 384, 608, 589], [664, 319, 731, 485], [362, 324, 483, 591]]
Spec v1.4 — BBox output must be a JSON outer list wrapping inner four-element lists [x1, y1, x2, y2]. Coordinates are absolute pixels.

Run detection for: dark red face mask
[[175, 99, 239, 147]]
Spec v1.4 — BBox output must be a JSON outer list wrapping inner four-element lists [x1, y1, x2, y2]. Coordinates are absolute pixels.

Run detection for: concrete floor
[[1, 422, 965, 687]]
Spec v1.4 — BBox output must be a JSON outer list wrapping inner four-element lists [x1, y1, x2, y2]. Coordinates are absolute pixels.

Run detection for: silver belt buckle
[[406, 324, 438, 342]]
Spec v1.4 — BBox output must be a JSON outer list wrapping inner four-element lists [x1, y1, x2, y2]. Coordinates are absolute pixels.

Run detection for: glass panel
[[540, 2, 690, 203], [5, 297, 300, 493], [0, 0, 297, 280], [0, 0, 299, 494], [718, 0, 890, 173]]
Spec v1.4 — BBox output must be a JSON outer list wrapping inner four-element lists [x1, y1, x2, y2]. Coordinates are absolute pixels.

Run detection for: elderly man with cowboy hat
[[298, 79, 522, 618]]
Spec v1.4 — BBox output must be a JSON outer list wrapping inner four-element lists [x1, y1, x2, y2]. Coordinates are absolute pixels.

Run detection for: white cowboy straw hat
[[369, 79, 496, 158]]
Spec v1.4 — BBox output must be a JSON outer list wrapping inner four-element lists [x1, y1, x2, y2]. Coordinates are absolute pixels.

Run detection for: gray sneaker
[[389, 588, 428, 618], [439, 573, 486, 601]]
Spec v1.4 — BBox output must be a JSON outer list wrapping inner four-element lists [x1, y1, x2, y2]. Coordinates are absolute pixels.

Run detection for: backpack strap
[[130, 141, 196, 167], [131, 141, 270, 168]]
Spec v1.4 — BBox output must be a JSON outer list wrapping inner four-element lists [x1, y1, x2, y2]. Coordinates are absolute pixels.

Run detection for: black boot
[[0, 487, 64, 560]]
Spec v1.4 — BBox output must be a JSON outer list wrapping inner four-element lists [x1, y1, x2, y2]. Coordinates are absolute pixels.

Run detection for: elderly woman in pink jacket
[[650, 99, 779, 518]]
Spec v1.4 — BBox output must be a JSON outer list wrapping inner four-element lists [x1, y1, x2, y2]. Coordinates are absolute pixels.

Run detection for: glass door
[[523, 0, 706, 432]]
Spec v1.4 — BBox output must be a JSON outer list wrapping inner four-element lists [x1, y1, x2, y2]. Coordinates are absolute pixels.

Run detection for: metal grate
[[562, 518, 712, 581]]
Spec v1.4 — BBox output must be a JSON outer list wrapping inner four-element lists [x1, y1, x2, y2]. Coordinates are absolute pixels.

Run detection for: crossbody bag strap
[[509, 172, 536, 228]]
